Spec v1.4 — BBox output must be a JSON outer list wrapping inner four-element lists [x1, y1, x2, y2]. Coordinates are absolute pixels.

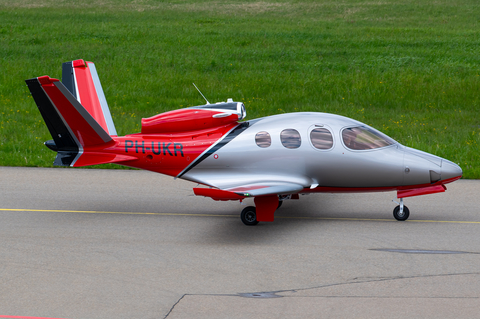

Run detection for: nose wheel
[[392, 198, 410, 221], [241, 206, 259, 226]]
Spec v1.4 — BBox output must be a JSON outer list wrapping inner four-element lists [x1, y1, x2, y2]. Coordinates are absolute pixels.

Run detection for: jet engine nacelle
[[141, 102, 246, 134]]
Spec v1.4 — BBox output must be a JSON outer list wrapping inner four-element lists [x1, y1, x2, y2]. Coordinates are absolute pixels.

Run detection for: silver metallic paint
[[87, 62, 118, 136], [182, 112, 462, 192]]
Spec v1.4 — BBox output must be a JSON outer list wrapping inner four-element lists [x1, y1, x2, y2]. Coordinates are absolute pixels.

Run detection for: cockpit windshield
[[342, 126, 396, 150]]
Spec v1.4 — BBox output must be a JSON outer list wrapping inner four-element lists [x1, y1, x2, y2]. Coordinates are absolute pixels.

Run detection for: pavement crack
[[164, 294, 187, 319], [237, 271, 480, 297], [158, 272, 480, 317], [371, 248, 480, 254]]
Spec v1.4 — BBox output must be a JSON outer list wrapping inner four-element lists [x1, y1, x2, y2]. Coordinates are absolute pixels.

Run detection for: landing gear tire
[[241, 206, 259, 226], [393, 205, 410, 221]]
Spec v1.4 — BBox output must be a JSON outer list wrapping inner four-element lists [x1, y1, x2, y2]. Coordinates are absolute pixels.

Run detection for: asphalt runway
[[0, 166, 479, 319]]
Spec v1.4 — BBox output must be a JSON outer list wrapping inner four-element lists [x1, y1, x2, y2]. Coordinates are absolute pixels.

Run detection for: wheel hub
[[245, 212, 256, 222]]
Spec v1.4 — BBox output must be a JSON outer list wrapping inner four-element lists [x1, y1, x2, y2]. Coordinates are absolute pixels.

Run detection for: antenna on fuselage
[[192, 83, 210, 105]]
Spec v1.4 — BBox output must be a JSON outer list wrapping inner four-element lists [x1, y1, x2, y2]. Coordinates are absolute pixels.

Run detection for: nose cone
[[403, 147, 462, 186], [442, 160, 462, 182]]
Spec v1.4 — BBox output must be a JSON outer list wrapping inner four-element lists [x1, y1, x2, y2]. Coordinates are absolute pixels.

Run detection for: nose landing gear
[[392, 198, 410, 221]]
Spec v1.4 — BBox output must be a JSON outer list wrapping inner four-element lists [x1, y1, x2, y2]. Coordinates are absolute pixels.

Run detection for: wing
[[193, 182, 304, 201]]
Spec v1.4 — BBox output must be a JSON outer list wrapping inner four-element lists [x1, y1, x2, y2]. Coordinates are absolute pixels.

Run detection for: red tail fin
[[62, 59, 117, 136], [26, 75, 120, 166], [38, 75, 113, 147]]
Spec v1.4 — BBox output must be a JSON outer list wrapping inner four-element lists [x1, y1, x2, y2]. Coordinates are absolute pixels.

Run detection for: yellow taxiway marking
[[0, 208, 233, 218], [1, 208, 480, 224]]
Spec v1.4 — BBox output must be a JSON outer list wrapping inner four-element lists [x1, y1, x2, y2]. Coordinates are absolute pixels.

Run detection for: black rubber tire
[[393, 205, 410, 221], [241, 206, 259, 226], [277, 200, 283, 210]]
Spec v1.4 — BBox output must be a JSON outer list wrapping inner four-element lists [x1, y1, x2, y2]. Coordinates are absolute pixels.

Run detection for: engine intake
[[141, 102, 246, 134]]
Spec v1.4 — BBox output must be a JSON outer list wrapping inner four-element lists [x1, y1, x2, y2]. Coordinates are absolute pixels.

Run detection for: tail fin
[[61, 59, 117, 136], [25, 75, 116, 166]]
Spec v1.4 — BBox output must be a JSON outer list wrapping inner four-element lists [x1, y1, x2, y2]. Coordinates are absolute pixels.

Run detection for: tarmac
[[0, 166, 479, 318]]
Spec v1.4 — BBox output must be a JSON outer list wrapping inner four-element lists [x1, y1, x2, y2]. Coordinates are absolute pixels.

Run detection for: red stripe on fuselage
[[227, 186, 269, 192]]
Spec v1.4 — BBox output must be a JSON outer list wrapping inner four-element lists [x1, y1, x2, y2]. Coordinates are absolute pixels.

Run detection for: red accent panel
[[72, 62, 108, 131], [254, 195, 278, 222], [142, 109, 239, 134], [397, 184, 446, 198], [73, 152, 137, 167], [439, 175, 462, 185], [227, 185, 269, 192], [40, 78, 107, 146], [193, 188, 245, 201], [291, 194, 300, 200], [37, 75, 59, 85], [72, 59, 86, 68]]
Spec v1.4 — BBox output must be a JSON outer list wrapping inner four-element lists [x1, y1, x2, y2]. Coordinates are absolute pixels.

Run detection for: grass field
[[1, 0, 479, 177]]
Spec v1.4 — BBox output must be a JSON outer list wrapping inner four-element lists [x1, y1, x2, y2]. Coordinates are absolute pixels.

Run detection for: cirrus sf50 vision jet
[[25, 60, 462, 225]]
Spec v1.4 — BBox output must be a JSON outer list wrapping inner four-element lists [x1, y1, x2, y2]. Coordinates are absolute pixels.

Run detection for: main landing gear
[[240, 195, 288, 226], [392, 198, 410, 221]]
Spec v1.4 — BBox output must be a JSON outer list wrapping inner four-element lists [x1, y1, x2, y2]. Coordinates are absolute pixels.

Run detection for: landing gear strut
[[277, 194, 290, 210], [392, 198, 410, 221], [277, 201, 283, 209]]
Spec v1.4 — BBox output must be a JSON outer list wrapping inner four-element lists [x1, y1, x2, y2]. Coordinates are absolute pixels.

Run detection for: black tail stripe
[[61, 61, 76, 97], [25, 78, 79, 154], [177, 122, 250, 178]]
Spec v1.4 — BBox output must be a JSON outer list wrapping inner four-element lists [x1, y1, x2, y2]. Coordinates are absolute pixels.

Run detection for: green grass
[[1, 0, 479, 177]]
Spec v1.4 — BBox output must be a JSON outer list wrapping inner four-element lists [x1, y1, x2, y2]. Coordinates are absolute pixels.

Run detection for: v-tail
[[25, 60, 134, 167]]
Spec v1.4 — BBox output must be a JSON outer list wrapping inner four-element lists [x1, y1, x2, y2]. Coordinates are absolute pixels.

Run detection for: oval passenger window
[[310, 128, 333, 150], [281, 129, 301, 149], [255, 131, 271, 148]]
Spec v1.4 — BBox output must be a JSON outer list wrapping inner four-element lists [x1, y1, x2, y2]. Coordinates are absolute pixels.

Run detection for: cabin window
[[255, 131, 271, 148], [342, 126, 395, 150], [281, 129, 301, 149], [310, 128, 333, 150]]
